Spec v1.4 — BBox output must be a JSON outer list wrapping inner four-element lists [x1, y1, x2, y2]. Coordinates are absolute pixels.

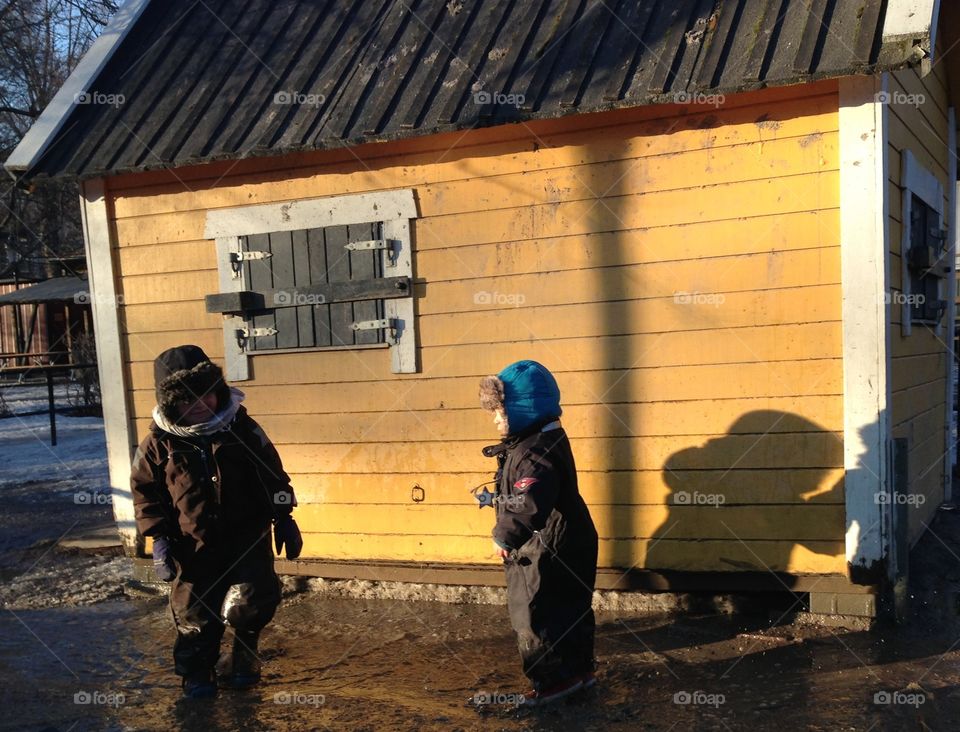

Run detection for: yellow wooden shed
[[7, 0, 960, 613]]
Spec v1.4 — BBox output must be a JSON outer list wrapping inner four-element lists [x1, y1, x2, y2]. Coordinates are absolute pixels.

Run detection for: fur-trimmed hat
[[479, 360, 561, 435], [154, 345, 230, 423]]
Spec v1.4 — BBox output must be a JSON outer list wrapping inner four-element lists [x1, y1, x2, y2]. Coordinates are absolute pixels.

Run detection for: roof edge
[[3, 0, 152, 179], [33, 73, 891, 185]]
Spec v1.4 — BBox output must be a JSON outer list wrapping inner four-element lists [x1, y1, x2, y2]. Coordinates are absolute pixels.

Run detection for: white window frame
[[204, 190, 419, 379], [900, 149, 946, 336]]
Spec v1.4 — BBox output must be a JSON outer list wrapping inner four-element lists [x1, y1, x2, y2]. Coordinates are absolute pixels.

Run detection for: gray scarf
[[151, 387, 245, 438]]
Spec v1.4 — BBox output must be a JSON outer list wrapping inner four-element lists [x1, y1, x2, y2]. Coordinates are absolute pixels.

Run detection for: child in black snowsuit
[[479, 360, 599, 706], [130, 345, 303, 699]]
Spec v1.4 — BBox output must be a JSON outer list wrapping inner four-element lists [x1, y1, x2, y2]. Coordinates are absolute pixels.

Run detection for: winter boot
[[182, 669, 217, 699], [519, 676, 584, 707], [215, 629, 262, 689]]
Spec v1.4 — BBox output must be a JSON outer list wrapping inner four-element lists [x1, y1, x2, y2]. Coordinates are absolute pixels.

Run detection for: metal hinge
[[229, 248, 273, 278], [352, 318, 398, 343], [235, 326, 278, 351], [344, 239, 397, 267]]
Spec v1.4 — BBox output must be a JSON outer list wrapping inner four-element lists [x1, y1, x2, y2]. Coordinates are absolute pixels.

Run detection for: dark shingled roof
[[21, 0, 904, 181]]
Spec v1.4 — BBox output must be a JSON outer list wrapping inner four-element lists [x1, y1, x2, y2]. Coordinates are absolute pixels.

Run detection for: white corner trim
[[79, 178, 138, 555], [839, 75, 891, 580], [204, 190, 417, 239], [882, 0, 940, 54], [944, 107, 957, 501], [5, 0, 152, 176]]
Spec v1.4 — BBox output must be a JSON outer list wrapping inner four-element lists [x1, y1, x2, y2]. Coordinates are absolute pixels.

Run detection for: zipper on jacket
[[195, 444, 221, 505]]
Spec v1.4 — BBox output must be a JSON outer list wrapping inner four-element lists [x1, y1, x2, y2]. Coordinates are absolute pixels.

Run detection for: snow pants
[[504, 537, 597, 688], [169, 535, 281, 676]]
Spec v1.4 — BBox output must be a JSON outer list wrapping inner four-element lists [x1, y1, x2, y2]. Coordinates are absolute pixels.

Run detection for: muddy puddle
[[4, 478, 960, 730], [3, 591, 960, 731]]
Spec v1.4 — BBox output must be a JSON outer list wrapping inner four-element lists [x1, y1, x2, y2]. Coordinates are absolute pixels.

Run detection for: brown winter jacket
[[130, 405, 294, 554]]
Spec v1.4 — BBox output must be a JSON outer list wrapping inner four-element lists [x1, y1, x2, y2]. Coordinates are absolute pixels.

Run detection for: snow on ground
[[0, 410, 110, 496], [0, 380, 74, 413], [0, 402, 130, 608], [0, 555, 131, 609]]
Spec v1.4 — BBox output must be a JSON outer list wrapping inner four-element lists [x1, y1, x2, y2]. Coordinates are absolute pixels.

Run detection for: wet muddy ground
[[4, 478, 960, 731]]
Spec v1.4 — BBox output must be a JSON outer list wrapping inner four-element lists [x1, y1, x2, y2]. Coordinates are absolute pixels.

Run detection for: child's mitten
[[273, 515, 303, 560], [152, 536, 177, 582]]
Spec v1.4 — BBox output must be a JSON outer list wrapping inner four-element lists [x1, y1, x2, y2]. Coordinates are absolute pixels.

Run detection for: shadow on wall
[[646, 410, 847, 583]]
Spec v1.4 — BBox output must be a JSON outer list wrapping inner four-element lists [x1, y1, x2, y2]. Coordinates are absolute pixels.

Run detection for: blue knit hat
[[480, 360, 561, 435]]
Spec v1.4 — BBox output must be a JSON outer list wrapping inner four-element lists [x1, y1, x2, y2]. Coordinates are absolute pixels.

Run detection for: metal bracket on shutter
[[229, 248, 273, 277], [235, 326, 278, 351], [352, 318, 398, 343], [344, 238, 397, 267], [929, 227, 948, 242]]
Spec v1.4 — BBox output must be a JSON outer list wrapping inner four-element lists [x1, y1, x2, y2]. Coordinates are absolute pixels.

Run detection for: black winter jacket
[[483, 421, 597, 556]]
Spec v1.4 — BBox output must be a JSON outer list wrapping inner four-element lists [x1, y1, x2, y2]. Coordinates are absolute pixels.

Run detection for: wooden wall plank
[[129, 359, 843, 412], [219, 433, 845, 474], [114, 209, 840, 279], [293, 503, 845, 541], [125, 322, 843, 383], [293, 534, 846, 573], [129, 395, 843, 441], [280, 467, 845, 506], [113, 170, 838, 249]]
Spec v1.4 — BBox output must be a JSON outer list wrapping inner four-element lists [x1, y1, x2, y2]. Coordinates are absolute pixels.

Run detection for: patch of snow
[[0, 381, 73, 414], [0, 412, 108, 494], [0, 555, 131, 609]]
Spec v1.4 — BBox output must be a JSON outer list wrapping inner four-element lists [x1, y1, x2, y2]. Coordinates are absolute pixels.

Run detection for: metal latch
[[929, 227, 948, 242], [352, 318, 398, 343], [229, 249, 273, 277], [344, 239, 397, 267], [235, 326, 278, 351]]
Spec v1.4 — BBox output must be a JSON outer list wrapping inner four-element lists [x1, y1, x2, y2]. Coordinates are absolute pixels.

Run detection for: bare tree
[[0, 0, 118, 277]]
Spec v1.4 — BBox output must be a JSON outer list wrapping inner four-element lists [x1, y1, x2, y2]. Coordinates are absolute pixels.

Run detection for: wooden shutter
[[240, 223, 386, 352]]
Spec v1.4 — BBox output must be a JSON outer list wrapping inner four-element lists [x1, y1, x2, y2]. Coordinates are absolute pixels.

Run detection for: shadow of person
[[646, 410, 846, 589]]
